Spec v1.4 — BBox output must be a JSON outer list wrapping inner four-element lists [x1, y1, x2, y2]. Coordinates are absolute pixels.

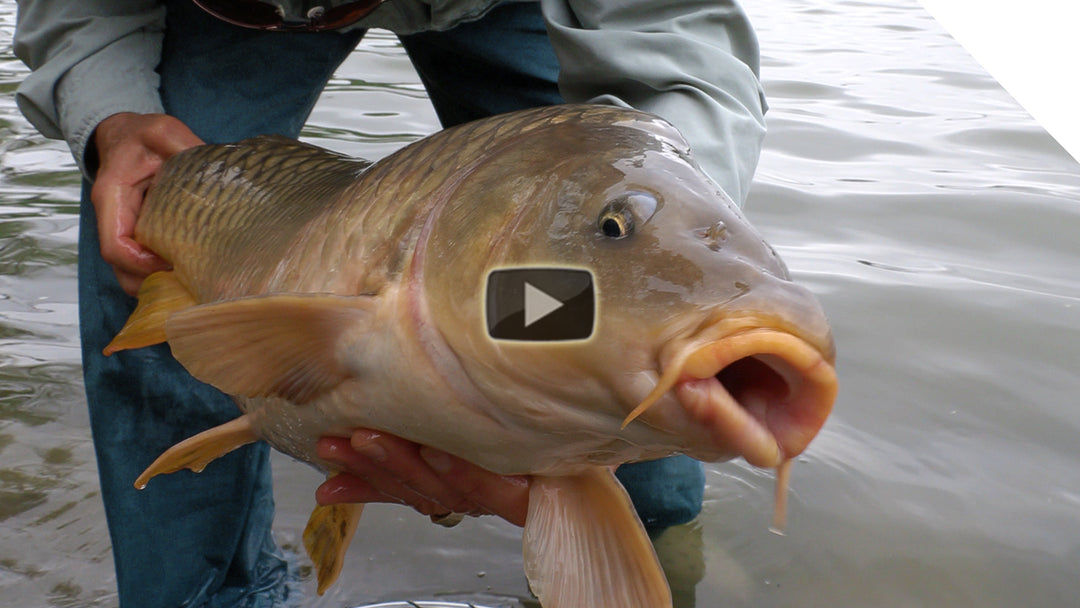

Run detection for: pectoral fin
[[134, 414, 258, 489], [523, 467, 672, 608], [104, 271, 197, 355], [304, 499, 364, 595], [164, 294, 376, 403]]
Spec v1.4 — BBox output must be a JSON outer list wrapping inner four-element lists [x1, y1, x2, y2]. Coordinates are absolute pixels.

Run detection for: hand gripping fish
[[105, 104, 837, 606]]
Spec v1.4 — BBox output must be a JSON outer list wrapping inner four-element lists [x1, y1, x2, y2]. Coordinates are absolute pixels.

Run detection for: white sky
[[917, 0, 1080, 163]]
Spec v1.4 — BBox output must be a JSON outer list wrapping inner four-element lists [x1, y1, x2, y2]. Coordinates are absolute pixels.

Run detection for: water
[[2, 0, 1079, 606]]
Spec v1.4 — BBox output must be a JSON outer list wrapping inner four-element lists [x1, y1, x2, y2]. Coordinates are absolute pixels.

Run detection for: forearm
[[542, 0, 767, 205], [14, 0, 167, 178]]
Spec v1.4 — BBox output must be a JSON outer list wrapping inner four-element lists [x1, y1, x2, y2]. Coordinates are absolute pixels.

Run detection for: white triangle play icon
[[524, 282, 564, 327]]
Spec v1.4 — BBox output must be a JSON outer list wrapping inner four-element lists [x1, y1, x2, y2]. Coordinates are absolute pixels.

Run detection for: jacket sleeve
[[13, 0, 168, 178], [541, 0, 767, 205]]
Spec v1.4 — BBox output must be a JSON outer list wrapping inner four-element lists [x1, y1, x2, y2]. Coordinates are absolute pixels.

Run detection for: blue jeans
[[79, 2, 703, 606]]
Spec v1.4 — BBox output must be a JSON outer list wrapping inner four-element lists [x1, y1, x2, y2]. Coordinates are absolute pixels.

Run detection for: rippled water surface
[[2, 0, 1079, 606]]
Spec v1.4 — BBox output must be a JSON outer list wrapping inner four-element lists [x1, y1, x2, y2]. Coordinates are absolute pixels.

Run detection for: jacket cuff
[[56, 31, 166, 180]]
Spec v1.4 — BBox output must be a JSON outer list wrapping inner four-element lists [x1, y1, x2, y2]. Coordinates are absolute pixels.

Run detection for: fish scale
[[137, 137, 370, 300]]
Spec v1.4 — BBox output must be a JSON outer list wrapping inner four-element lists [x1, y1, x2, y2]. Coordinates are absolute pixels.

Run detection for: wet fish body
[[108, 104, 837, 606]]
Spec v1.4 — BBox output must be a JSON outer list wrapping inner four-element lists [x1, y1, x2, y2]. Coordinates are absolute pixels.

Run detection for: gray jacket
[[13, 0, 767, 204]]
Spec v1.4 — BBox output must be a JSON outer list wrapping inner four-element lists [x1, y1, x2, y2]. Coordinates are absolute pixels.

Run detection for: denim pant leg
[[79, 3, 363, 608], [398, 2, 563, 127], [401, 2, 705, 530]]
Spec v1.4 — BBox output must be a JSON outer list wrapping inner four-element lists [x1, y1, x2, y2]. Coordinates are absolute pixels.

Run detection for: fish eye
[[599, 208, 633, 239], [597, 191, 659, 240]]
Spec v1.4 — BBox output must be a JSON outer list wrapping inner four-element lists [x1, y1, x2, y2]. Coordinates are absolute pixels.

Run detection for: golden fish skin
[[110, 104, 837, 605]]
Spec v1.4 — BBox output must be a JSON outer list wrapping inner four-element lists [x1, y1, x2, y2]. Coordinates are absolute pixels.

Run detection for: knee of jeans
[[616, 456, 706, 531]]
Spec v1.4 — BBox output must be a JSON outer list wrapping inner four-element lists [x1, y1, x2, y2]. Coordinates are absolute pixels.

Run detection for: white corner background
[[917, 0, 1080, 163]]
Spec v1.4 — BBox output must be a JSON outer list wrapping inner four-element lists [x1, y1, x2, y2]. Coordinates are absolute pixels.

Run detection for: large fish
[[106, 104, 837, 607]]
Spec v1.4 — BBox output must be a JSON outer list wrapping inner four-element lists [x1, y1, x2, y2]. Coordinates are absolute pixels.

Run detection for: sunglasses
[[193, 0, 385, 32]]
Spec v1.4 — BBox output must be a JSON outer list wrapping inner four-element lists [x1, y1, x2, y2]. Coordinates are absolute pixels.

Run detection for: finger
[[348, 430, 479, 514], [316, 437, 454, 516], [111, 232, 169, 276], [142, 114, 204, 156], [91, 166, 169, 285], [95, 112, 204, 160], [315, 472, 386, 505], [114, 266, 149, 298], [100, 219, 170, 296], [419, 446, 530, 527], [315, 473, 456, 519]]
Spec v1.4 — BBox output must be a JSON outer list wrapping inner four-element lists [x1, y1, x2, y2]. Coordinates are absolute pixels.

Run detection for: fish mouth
[[624, 328, 837, 468]]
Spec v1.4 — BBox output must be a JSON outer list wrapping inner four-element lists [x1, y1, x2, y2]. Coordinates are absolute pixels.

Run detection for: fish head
[[417, 105, 836, 470]]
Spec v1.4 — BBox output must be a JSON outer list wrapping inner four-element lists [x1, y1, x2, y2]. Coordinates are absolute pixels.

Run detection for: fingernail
[[354, 440, 387, 463], [315, 436, 348, 462], [315, 480, 344, 505], [420, 447, 453, 474], [350, 429, 381, 446], [350, 430, 388, 462]]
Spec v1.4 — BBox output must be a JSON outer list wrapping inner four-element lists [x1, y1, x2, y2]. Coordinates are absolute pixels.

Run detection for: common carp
[[105, 104, 838, 607]]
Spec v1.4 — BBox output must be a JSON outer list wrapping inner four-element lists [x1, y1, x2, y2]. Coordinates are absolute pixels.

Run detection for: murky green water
[[3, 1, 1079, 606]]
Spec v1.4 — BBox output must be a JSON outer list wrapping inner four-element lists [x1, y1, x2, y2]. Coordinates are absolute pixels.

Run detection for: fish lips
[[660, 328, 837, 468]]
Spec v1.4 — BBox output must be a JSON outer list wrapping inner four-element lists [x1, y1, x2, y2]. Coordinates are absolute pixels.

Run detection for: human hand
[[91, 112, 204, 295], [315, 430, 531, 527]]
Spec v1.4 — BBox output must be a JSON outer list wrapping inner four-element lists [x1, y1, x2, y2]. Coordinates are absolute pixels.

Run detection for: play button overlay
[[523, 282, 564, 327], [485, 267, 595, 341]]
